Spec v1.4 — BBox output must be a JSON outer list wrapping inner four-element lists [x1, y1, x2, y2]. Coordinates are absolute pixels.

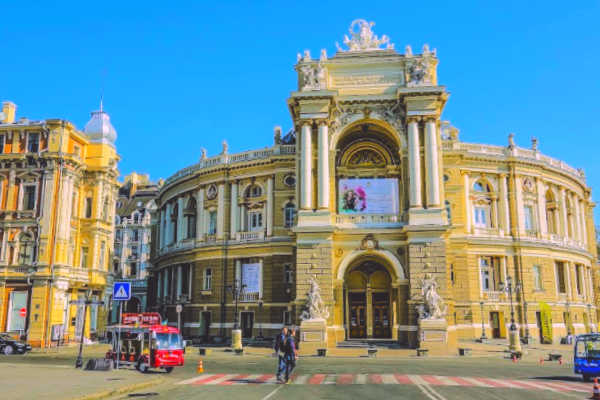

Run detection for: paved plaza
[[0, 341, 596, 400]]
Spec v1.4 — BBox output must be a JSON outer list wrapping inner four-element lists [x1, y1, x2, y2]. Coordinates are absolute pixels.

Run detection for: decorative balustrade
[[163, 144, 296, 187], [442, 140, 585, 182], [235, 231, 265, 242], [239, 292, 260, 302]]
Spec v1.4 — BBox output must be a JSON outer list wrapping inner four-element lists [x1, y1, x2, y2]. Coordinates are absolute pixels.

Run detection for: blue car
[[574, 334, 600, 381]]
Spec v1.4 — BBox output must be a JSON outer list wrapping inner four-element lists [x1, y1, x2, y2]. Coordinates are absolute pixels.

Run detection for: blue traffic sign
[[113, 282, 131, 301]]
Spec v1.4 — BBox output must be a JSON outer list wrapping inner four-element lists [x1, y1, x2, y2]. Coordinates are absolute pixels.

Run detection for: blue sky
[[2, 2, 599, 221]]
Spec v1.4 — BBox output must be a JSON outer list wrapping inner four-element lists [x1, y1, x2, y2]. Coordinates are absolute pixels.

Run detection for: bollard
[[592, 378, 600, 399], [539, 357, 543, 365], [197, 359, 204, 374]]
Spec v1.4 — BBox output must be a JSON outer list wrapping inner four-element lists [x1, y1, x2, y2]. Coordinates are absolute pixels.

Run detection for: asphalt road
[[110, 350, 593, 400]]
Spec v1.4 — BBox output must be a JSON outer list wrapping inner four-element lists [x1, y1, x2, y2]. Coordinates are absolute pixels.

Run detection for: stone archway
[[338, 251, 406, 341]]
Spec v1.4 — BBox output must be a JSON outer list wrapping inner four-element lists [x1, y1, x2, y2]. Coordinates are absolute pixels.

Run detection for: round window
[[284, 175, 296, 187]]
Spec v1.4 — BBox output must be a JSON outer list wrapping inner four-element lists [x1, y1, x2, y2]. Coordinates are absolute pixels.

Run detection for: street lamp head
[[506, 276, 512, 285]]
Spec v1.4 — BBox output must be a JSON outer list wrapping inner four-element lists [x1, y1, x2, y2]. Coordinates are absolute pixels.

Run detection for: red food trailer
[[105, 313, 185, 373]]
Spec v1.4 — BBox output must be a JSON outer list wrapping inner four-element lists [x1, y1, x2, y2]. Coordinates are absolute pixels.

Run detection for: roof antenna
[[100, 68, 107, 112]]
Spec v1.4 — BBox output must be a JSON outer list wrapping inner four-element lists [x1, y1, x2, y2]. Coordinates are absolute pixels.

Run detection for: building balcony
[[235, 231, 265, 242], [239, 292, 260, 302], [335, 213, 403, 228]]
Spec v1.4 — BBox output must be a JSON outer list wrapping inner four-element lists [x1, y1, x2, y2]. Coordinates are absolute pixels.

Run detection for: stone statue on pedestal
[[419, 274, 447, 320], [300, 276, 329, 321]]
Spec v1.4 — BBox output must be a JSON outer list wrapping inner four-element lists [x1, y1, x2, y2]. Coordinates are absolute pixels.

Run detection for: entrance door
[[201, 312, 211, 341], [349, 292, 366, 338], [241, 312, 254, 338], [490, 312, 501, 338], [372, 292, 391, 338]]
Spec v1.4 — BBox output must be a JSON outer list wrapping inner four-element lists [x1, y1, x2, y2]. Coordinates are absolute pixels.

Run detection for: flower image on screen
[[338, 178, 398, 214]]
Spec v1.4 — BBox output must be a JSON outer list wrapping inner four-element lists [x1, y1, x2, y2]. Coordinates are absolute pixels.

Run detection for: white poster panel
[[242, 263, 260, 294], [338, 178, 399, 214]]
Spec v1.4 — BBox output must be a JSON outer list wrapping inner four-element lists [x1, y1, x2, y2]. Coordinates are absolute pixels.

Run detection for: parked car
[[0, 333, 32, 355]]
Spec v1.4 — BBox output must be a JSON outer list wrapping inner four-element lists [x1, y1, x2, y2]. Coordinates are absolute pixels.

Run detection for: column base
[[408, 208, 445, 225]]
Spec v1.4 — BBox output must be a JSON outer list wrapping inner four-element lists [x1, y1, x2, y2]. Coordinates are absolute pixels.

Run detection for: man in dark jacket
[[274, 327, 288, 382], [284, 328, 298, 383]]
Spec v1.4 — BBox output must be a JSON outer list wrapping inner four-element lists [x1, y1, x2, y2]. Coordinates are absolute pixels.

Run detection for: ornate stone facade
[[0, 101, 119, 346], [149, 21, 597, 350]]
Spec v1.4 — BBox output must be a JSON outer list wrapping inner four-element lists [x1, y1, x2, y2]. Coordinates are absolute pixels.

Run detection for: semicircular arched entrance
[[339, 252, 406, 340]]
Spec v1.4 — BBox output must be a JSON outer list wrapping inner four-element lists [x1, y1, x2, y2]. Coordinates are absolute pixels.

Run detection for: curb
[[71, 377, 164, 400]]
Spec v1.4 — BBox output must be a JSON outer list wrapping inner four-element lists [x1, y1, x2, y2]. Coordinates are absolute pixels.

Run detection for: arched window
[[133, 212, 140, 224], [284, 203, 295, 228], [445, 200, 452, 225], [171, 202, 178, 243], [18, 232, 35, 265], [184, 196, 197, 239], [246, 185, 262, 198], [472, 180, 493, 228], [545, 190, 558, 235]]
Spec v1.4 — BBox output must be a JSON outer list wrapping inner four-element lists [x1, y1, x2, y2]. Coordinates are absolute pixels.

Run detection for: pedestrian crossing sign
[[113, 282, 131, 301]]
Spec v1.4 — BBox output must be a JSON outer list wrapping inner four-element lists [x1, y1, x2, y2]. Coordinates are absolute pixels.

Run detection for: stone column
[[573, 194, 582, 243], [408, 118, 422, 208], [230, 182, 238, 238], [165, 203, 173, 245], [196, 188, 204, 241], [463, 172, 471, 234], [515, 176, 525, 234], [177, 197, 185, 242], [499, 174, 510, 235], [366, 284, 373, 338], [424, 117, 440, 207], [300, 122, 313, 210], [536, 178, 547, 237], [159, 209, 165, 248], [217, 183, 225, 239], [176, 265, 183, 298], [317, 122, 329, 210], [580, 200, 588, 245], [560, 188, 568, 238], [267, 177, 273, 236]]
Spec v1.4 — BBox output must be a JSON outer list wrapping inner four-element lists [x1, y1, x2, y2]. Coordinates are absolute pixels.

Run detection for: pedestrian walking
[[274, 326, 288, 383], [283, 328, 298, 383]]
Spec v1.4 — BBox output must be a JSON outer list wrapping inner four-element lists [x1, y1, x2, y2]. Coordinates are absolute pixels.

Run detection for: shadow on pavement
[[531, 376, 585, 383]]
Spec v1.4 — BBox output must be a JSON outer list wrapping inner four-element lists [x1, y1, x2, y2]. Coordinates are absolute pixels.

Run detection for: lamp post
[[176, 294, 188, 334], [500, 276, 521, 352], [566, 300, 572, 336], [257, 299, 264, 339], [226, 280, 246, 350], [71, 289, 104, 368], [479, 301, 487, 342]]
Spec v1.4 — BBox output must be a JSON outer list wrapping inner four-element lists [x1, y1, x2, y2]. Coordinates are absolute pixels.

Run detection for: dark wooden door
[[201, 312, 211, 341], [349, 292, 366, 338], [490, 312, 501, 338], [241, 312, 254, 338], [372, 292, 391, 338]]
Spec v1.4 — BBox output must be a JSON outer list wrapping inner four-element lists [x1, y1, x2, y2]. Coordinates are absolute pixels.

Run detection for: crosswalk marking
[[177, 373, 593, 393]]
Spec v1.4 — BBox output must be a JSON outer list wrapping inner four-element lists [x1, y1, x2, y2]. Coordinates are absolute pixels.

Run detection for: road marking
[[262, 385, 283, 400], [177, 372, 592, 394]]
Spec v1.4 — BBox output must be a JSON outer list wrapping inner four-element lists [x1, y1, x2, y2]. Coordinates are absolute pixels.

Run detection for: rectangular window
[[248, 211, 263, 231], [284, 205, 295, 228], [85, 197, 93, 218], [23, 185, 36, 210], [283, 310, 292, 326], [576, 264, 582, 295], [208, 211, 217, 235], [524, 205, 534, 231], [27, 132, 40, 153], [0, 135, 5, 153], [7, 291, 27, 331], [204, 268, 212, 290], [132, 229, 139, 242], [474, 206, 489, 228], [480, 257, 491, 291], [116, 229, 122, 241], [99, 241, 105, 270], [556, 262, 566, 294], [284, 264, 293, 284], [89, 296, 98, 331], [130, 262, 137, 277], [80, 247, 89, 268], [130, 245, 138, 258], [533, 265, 542, 290]]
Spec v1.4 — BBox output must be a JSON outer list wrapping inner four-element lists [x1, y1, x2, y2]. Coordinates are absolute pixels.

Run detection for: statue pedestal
[[231, 329, 242, 351], [299, 319, 327, 356], [418, 319, 454, 355]]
